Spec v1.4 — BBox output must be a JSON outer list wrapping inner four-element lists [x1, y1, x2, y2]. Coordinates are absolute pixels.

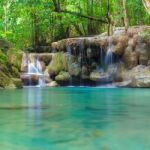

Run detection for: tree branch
[[58, 9, 108, 23], [52, 0, 108, 24]]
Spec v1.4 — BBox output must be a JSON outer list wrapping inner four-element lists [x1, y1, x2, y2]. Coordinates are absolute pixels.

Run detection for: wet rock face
[[21, 53, 53, 72], [118, 65, 150, 88], [48, 52, 69, 76], [19, 26, 150, 87], [68, 62, 81, 77], [55, 71, 71, 82], [20, 74, 39, 86], [129, 66, 150, 87], [123, 48, 138, 69], [136, 44, 150, 65]]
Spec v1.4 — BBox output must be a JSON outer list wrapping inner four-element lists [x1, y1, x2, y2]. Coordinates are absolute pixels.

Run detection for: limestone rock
[[55, 71, 71, 82], [122, 65, 150, 87], [47, 81, 59, 87], [81, 66, 89, 79], [115, 80, 132, 87], [90, 71, 110, 82], [20, 74, 39, 86], [69, 62, 81, 76], [130, 75, 150, 87], [48, 52, 68, 76], [123, 46, 138, 69], [12, 78, 23, 88], [136, 44, 149, 65]]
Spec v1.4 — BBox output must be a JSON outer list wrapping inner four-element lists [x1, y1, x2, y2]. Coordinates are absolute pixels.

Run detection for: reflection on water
[[0, 88, 150, 150], [25, 88, 42, 126]]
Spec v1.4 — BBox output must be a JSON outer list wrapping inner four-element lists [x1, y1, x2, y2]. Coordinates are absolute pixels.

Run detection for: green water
[[0, 87, 150, 150]]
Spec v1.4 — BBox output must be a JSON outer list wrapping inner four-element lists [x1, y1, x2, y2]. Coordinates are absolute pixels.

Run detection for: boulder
[[69, 62, 81, 76], [81, 66, 89, 79], [115, 80, 132, 87], [20, 74, 39, 86], [136, 44, 149, 65], [121, 65, 150, 87], [48, 52, 68, 76], [55, 71, 71, 82], [90, 71, 101, 81], [12, 78, 23, 88], [90, 71, 110, 82], [0, 70, 11, 88], [7, 49, 23, 70], [113, 42, 125, 55], [47, 81, 59, 87], [123, 46, 138, 69], [113, 36, 129, 55], [130, 75, 150, 87]]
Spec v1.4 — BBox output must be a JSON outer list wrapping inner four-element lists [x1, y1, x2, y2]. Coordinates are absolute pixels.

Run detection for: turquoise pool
[[0, 87, 150, 150]]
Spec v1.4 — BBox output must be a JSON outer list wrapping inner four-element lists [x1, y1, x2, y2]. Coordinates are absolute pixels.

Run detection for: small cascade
[[67, 45, 73, 85], [105, 37, 114, 66], [99, 47, 105, 72], [79, 40, 85, 86], [100, 47, 104, 66], [24, 54, 45, 87]]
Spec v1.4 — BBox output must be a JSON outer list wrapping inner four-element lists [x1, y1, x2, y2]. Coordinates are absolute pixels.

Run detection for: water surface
[[0, 87, 150, 150]]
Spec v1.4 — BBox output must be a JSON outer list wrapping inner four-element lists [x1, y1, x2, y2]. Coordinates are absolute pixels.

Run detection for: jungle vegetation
[[0, 0, 150, 51]]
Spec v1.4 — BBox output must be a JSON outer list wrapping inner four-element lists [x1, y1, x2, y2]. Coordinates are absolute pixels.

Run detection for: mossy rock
[[55, 71, 71, 81], [48, 52, 68, 75], [12, 78, 23, 88], [0, 38, 12, 53], [141, 29, 150, 45], [0, 71, 12, 88], [0, 50, 8, 64], [9, 66, 20, 78], [7, 48, 23, 70]]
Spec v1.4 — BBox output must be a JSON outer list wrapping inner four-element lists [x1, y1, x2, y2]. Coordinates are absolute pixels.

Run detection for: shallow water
[[0, 87, 150, 150]]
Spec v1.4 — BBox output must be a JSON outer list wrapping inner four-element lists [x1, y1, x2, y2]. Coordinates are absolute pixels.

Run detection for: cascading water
[[67, 45, 73, 86], [26, 56, 45, 87], [105, 37, 114, 66], [79, 40, 85, 86]]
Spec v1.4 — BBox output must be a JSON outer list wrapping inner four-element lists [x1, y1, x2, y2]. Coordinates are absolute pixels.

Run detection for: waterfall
[[67, 45, 73, 86], [27, 56, 45, 87], [79, 40, 85, 86], [105, 37, 114, 66]]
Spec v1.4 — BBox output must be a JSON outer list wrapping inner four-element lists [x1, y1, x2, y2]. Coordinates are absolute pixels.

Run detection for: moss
[[7, 48, 23, 70], [0, 71, 12, 88], [55, 71, 70, 81], [48, 52, 68, 75], [12, 78, 23, 88], [0, 38, 11, 54], [0, 50, 8, 64], [141, 29, 150, 44]]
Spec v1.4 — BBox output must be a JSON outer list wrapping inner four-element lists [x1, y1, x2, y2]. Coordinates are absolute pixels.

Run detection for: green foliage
[[0, 50, 8, 64], [0, 0, 149, 50], [0, 70, 11, 88], [55, 71, 71, 81], [48, 52, 68, 75]]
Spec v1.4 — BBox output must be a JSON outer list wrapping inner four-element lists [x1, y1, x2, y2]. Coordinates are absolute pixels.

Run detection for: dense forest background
[[0, 0, 150, 51]]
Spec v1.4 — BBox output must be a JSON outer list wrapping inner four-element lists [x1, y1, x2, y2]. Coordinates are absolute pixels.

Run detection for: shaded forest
[[0, 0, 150, 51]]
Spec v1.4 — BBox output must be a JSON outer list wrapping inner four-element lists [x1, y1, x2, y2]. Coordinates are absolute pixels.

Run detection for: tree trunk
[[87, 0, 94, 35], [3, 1, 11, 34], [142, 0, 150, 14], [107, 0, 113, 36], [123, 0, 129, 32], [52, 0, 108, 23]]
